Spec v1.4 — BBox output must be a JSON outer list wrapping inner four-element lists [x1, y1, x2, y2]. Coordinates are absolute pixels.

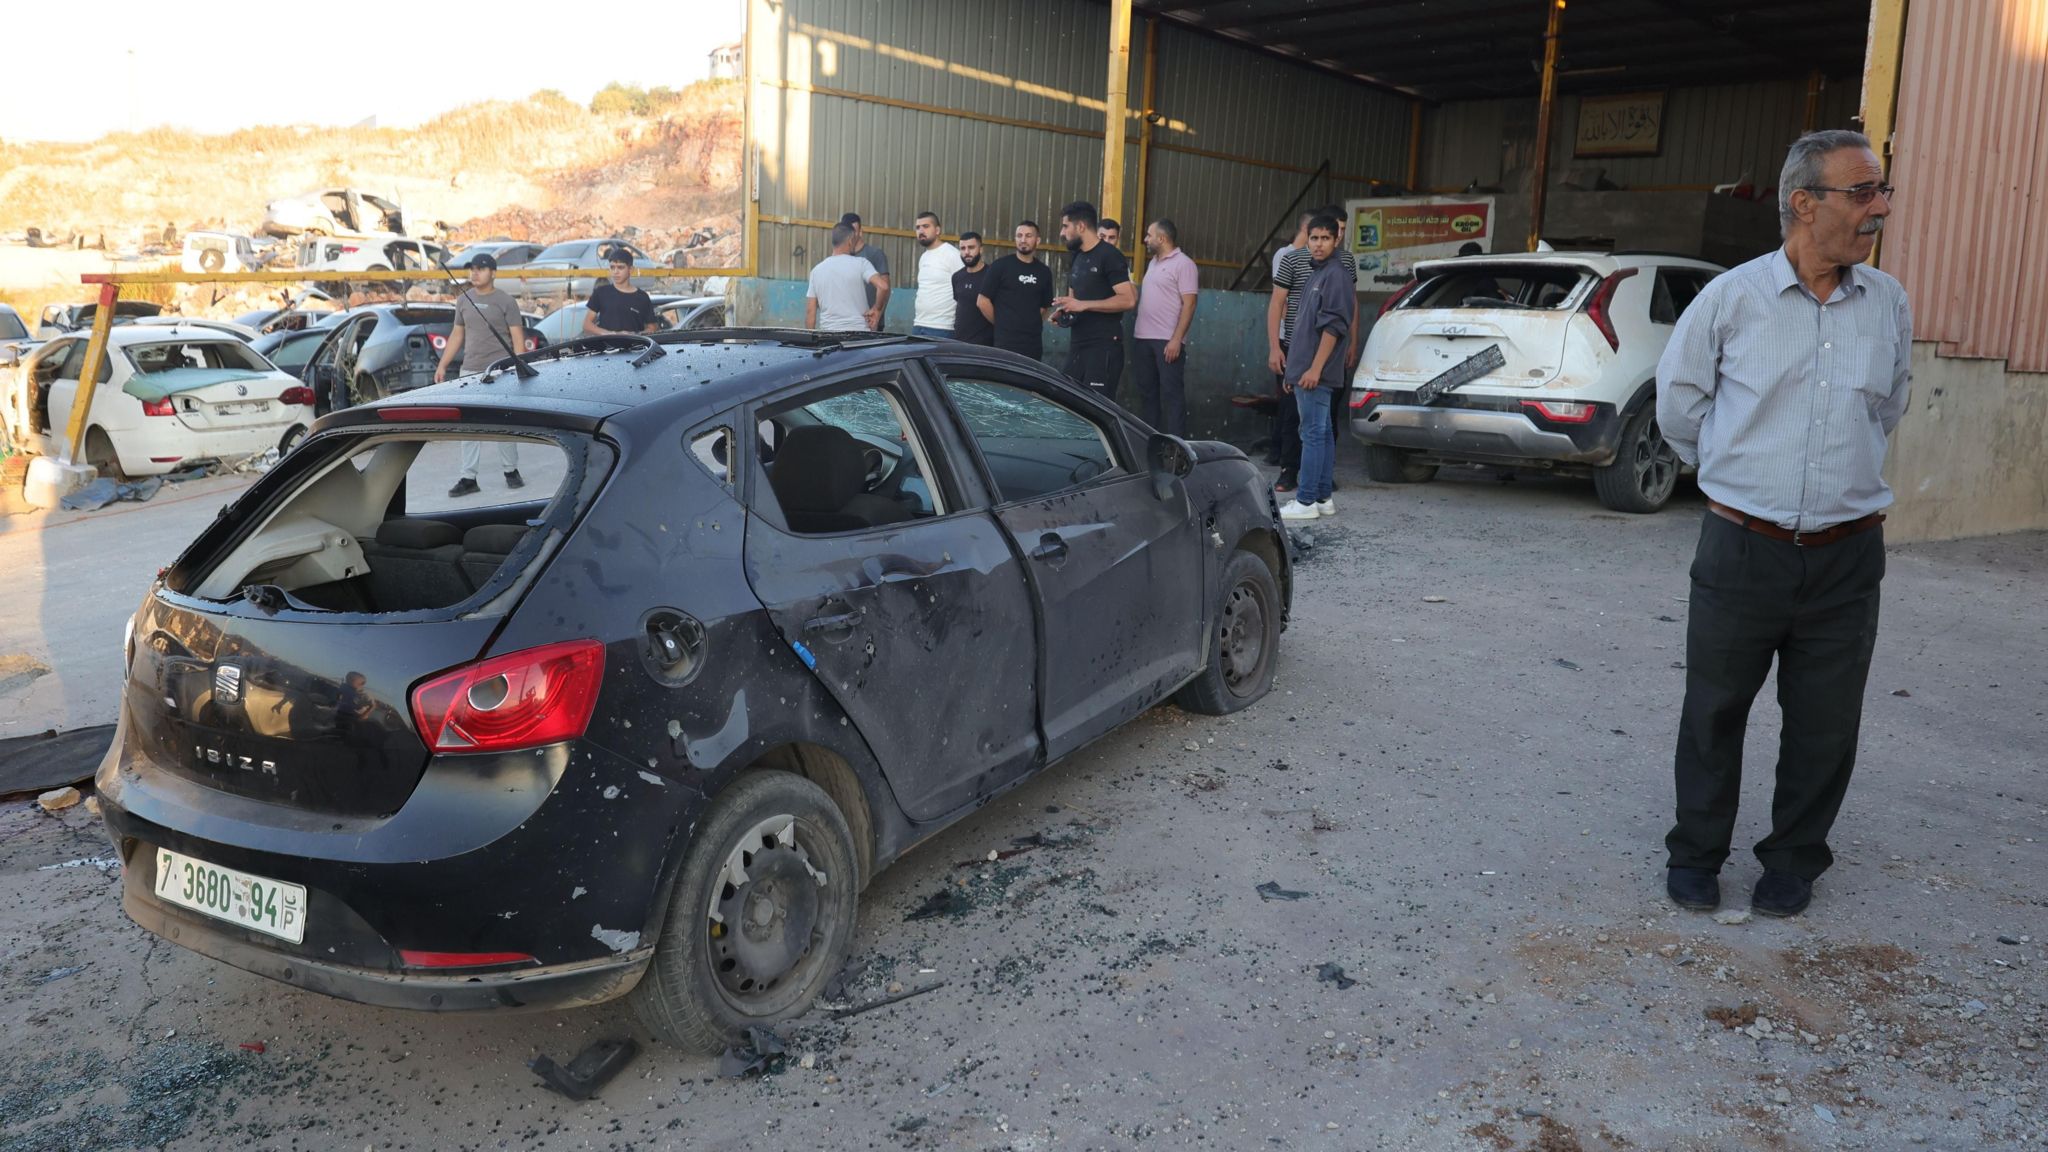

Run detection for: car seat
[[769, 425, 915, 534]]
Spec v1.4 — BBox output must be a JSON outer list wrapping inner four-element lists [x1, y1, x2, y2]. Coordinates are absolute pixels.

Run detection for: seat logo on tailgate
[[213, 664, 243, 703]]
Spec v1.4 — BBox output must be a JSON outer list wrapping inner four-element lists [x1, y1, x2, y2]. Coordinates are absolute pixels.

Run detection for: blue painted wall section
[[733, 277, 1295, 450]]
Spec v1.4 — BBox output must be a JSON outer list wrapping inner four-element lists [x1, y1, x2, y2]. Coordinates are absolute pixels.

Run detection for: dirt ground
[[1, 458, 2042, 1151]]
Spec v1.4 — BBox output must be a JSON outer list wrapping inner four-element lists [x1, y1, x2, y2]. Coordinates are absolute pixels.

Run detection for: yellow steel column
[[1102, 0, 1134, 225], [63, 283, 119, 466], [1527, 0, 1566, 252], [1133, 16, 1159, 277], [1803, 67, 1826, 132], [1407, 101, 1423, 190], [1860, 0, 1909, 267]]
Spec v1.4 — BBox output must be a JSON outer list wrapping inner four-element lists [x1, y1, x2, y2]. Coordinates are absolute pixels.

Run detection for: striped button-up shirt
[[1656, 248, 1912, 532]]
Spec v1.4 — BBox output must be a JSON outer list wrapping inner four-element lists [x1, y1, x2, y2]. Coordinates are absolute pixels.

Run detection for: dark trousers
[[1271, 341, 1300, 469], [1065, 334, 1125, 401], [1666, 512, 1885, 881], [1130, 338, 1187, 435]]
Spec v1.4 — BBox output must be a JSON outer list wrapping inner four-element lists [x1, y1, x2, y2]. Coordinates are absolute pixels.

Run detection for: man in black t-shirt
[[950, 231, 995, 346], [1052, 199, 1135, 399], [582, 246, 661, 335], [977, 220, 1055, 360]]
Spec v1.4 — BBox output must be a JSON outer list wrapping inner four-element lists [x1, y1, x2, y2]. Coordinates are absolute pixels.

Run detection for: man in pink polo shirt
[[1131, 218, 1200, 435]]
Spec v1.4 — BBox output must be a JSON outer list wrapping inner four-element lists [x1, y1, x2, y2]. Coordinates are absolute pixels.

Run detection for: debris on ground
[[1552, 658, 1582, 671], [35, 966, 85, 984], [1422, 595, 1447, 603], [1316, 962, 1357, 990], [530, 1037, 639, 1099], [1256, 881, 1312, 902], [905, 889, 969, 921], [238, 1041, 266, 1054], [58, 476, 163, 511], [719, 1027, 785, 1078], [37, 786, 82, 812], [0, 722, 117, 799], [894, 1116, 928, 1133], [830, 980, 947, 1020], [1712, 908, 1751, 925]]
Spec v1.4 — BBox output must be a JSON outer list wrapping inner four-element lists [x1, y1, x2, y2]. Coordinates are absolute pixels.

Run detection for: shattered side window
[[689, 427, 733, 486], [940, 376, 1122, 503]]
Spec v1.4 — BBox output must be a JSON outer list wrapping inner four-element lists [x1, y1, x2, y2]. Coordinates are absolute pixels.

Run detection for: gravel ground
[[1, 458, 2042, 1152]]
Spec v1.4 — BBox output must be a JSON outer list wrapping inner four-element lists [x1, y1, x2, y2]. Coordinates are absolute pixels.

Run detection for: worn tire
[[1363, 444, 1437, 484], [84, 427, 128, 480], [198, 248, 225, 273], [1593, 404, 1679, 513], [631, 771, 859, 1053], [1175, 549, 1283, 716]]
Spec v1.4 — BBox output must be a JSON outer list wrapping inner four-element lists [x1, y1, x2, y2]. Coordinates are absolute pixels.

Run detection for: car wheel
[[348, 374, 385, 406], [630, 771, 859, 1053], [1362, 444, 1438, 484], [1593, 404, 1678, 513], [1174, 549, 1283, 716], [84, 427, 129, 480], [198, 249, 225, 273], [278, 424, 307, 455]]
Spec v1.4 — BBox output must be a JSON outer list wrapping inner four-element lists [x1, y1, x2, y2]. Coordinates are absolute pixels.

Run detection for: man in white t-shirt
[[805, 222, 885, 332], [909, 211, 965, 339]]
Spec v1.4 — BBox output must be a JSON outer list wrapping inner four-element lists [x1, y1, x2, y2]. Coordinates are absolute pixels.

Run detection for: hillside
[[0, 81, 745, 281]]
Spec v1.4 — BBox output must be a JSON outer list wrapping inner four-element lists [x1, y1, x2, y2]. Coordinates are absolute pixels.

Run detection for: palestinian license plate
[[152, 847, 307, 944], [1414, 343, 1507, 405], [212, 401, 264, 415]]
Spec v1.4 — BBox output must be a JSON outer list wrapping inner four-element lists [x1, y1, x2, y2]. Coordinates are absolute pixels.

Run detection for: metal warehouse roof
[[1137, 0, 1875, 102]]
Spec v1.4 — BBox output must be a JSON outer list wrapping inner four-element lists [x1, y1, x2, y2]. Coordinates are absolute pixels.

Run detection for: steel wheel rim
[[1633, 417, 1676, 501], [705, 814, 832, 1012], [1219, 578, 1270, 698]]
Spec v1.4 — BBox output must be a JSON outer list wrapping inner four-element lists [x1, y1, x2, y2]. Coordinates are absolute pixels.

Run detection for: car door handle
[[801, 607, 865, 635], [1029, 534, 1069, 563]]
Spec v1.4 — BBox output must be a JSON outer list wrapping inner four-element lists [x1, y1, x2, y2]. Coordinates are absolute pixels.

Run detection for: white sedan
[[0, 325, 315, 477]]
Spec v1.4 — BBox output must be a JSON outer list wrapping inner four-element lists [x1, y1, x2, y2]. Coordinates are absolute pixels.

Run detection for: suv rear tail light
[[1584, 268, 1639, 350], [410, 639, 605, 754], [278, 386, 315, 406], [1522, 399, 1599, 423], [1377, 279, 1422, 317], [1348, 389, 1381, 409], [428, 333, 447, 351], [141, 396, 176, 417]]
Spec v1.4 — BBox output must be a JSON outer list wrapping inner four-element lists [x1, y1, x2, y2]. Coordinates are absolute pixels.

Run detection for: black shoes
[[1666, 867, 1720, 910], [447, 477, 481, 498], [1275, 469, 1298, 494], [1752, 870, 1813, 918], [504, 469, 525, 490]]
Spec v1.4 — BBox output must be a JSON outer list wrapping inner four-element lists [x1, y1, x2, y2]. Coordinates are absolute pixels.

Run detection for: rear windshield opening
[[180, 433, 582, 614], [1406, 266, 1591, 311]]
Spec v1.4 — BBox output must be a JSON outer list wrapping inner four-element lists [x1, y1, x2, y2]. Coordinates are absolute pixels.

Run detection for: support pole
[[1133, 16, 1159, 277], [63, 283, 119, 466], [1102, 0, 1134, 226], [1803, 67, 1826, 133], [1859, 0, 1909, 267], [1527, 0, 1566, 252]]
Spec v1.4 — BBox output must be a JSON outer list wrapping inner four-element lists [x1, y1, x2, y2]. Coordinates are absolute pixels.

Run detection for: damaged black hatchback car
[[97, 329, 1290, 1051]]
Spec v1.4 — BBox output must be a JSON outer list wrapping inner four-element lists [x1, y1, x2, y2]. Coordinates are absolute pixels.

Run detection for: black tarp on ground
[[0, 725, 115, 799]]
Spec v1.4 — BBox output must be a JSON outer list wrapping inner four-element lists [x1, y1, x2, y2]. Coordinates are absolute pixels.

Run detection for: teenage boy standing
[[1277, 216, 1349, 521]]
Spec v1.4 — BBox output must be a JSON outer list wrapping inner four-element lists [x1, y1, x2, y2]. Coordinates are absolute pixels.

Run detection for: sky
[[0, 0, 746, 144]]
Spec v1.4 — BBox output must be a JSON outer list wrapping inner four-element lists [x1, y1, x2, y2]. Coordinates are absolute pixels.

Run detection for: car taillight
[[1377, 279, 1421, 317], [141, 396, 176, 417], [428, 333, 447, 350], [339, 245, 360, 255], [1522, 399, 1600, 423], [1348, 389, 1381, 409], [398, 950, 537, 969], [1584, 268, 1639, 351], [278, 386, 315, 406], [410, 639, 605, 754]]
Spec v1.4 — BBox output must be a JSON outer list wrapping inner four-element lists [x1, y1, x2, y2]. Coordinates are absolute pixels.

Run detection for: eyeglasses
[[1802, 182, 1895, 205]]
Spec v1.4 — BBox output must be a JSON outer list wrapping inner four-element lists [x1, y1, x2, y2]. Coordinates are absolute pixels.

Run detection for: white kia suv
[[1348, 251, 1723, 512]]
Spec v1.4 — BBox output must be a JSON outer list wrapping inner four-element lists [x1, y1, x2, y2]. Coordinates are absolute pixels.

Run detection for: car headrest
[[461, 524, 528, 556], [375, 518, 461, 550], [771, 425, 867, 515]]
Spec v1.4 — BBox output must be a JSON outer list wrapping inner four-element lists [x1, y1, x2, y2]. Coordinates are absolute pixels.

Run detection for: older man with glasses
[[1655, 129, 1910, 919]]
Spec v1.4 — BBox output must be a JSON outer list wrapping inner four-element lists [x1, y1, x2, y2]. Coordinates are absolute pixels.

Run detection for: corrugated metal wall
[[1421, 78, 1863, 193], [748, 0, 1414, 288], [1884, 0, 2048, 372]]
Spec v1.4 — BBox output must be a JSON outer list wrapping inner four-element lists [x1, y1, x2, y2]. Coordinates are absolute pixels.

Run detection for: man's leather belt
[[1708, 500, 1884, 547]]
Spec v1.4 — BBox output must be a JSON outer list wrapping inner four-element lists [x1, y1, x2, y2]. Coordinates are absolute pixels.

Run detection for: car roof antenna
[[430, 247, 537, 379]]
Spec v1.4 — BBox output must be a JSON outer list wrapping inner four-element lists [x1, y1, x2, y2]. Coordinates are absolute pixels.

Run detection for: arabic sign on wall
[[1574, 91, 1665, 157], [1343, 196, 1496, 287]]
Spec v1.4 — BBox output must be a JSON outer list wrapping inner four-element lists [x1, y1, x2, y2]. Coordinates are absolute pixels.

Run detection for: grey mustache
[[1859, 218, 1886, 235]]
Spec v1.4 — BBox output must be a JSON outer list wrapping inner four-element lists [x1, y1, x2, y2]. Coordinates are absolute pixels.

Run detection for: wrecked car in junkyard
[[96, 329, 1291, 1051]]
